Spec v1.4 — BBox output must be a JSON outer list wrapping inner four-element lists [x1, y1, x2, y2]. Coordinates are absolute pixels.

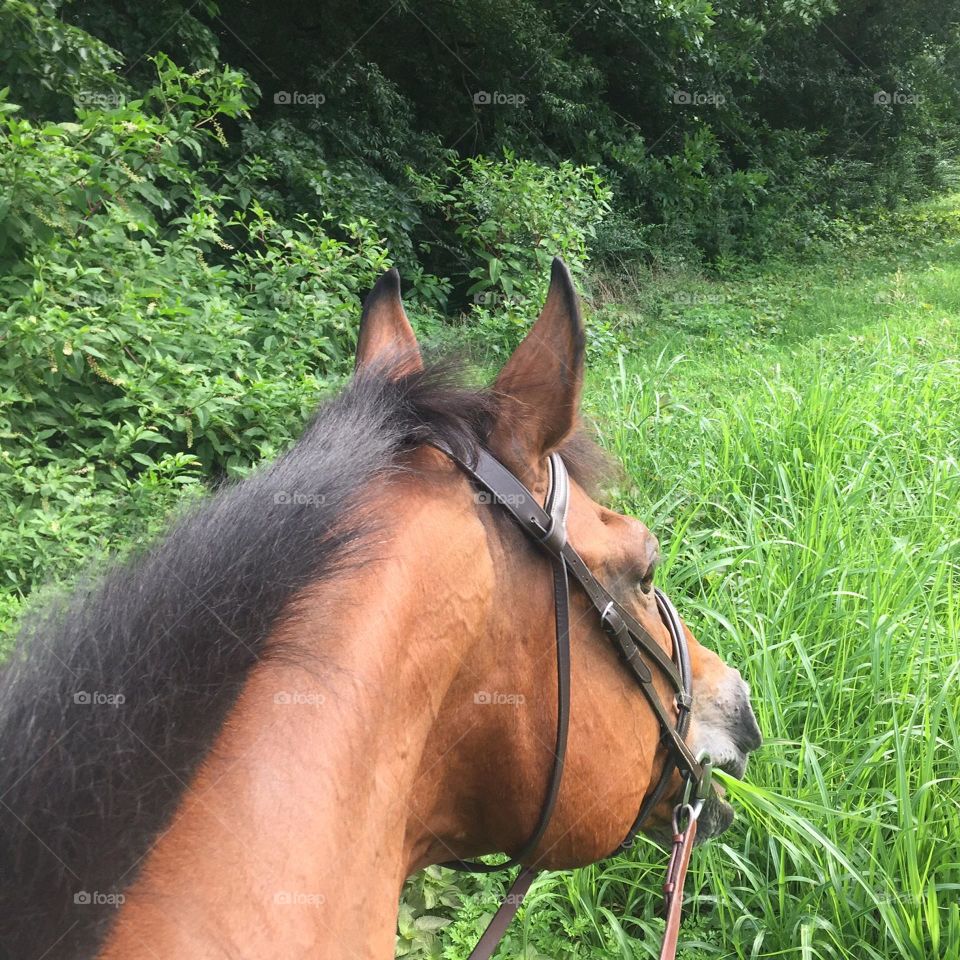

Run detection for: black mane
[[0, 359, 505, 960]]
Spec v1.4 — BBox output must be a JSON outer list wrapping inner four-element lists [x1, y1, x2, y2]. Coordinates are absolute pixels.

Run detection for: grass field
[[4, 194, 960, 960], [401, 199, 960, 959]]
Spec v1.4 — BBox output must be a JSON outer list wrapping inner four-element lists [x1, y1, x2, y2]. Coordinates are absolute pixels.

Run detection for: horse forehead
[[566, 488, 655, 569]]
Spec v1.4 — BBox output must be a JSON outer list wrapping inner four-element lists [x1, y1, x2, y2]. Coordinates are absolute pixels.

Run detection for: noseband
[[431, 441, 713, 960]]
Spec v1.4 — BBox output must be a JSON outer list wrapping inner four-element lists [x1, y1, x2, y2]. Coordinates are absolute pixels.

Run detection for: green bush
[[0, 57, 394, 595], [412, 152, 611, 354], [90, 0, 959, 269]]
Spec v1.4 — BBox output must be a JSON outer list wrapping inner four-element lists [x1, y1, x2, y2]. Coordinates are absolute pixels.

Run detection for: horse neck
[[101, 475, 518, 960]]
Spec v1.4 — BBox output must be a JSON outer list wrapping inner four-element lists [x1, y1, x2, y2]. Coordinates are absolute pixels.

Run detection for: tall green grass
[[508, 221, 960, 958], [403, 201, 960, 960]]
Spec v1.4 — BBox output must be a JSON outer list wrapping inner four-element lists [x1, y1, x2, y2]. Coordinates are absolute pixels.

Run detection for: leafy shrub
[[0, 58, 393, 595], [412, 152, 611, 355], [0, 0, 125, 119], [239, 120, 429, 282], [418, 152, 611, 301]]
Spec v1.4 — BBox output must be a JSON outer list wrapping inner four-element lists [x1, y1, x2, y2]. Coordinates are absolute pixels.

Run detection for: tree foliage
[[58, 0, 959, 265], [1, 0, 958, 591]]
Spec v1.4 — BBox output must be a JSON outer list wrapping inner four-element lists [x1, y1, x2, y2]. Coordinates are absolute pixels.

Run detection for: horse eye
[[639, 557, 658, 593]]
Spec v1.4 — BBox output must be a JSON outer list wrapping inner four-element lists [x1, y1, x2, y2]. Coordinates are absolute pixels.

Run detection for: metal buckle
[[681, 753, 714, 806], [600, 601, 622, 636], [672, 799, 704, 836]]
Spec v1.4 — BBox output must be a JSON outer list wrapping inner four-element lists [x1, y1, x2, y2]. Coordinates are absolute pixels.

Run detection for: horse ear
[[355, 268, 423, 376], [492, 257, 585, 470]]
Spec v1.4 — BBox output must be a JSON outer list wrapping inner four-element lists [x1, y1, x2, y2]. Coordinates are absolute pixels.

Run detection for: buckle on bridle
[[681, 753, 714, 806], [600, 601, 622, 634], [671, 799, 703, 836], [600, 603, 654, 684], [662, 799, 703, 912]]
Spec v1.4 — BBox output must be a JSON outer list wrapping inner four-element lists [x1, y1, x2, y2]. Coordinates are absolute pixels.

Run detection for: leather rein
[[430, 440, 714, 960]]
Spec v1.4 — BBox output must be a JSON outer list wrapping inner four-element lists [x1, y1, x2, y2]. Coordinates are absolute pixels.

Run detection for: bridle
[[431, 440, 715, 960]]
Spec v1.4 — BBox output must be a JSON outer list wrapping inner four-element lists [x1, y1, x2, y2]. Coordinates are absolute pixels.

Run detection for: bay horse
[[0, 259, 760, 960]]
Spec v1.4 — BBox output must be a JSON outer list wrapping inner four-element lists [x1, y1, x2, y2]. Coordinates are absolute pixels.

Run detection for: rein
[[431, 441, 713, 960]]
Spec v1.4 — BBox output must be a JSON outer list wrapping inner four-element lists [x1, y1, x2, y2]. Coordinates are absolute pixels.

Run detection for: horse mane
[[0, 355, 609, 960]]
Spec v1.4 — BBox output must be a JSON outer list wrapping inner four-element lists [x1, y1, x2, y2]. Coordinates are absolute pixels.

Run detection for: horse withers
[[0, 259, 760, 960]]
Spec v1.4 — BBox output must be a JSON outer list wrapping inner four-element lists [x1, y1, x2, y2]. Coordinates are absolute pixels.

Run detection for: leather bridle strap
[[437, 452, 572, 874], [452, 447, 681, 681], [460, 865, 538, 960], [429, 440, 707, 960], [433, 443, 703, 791], [658, 803, 701, 960], [610, 590, 700, 857]]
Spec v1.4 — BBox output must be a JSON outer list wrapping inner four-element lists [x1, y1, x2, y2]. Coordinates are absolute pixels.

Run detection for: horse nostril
[[736, 701, 762, 753]]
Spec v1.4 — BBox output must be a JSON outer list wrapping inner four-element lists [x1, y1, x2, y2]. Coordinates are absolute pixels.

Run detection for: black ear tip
[[363, 267, 402, 316], [548, 257, 580, 325], [550, 256, 575, 292], [376, 267, 401, 294]]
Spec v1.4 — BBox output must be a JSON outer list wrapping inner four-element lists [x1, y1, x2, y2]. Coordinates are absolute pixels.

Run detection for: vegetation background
[[1, 1, 958, 957]]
